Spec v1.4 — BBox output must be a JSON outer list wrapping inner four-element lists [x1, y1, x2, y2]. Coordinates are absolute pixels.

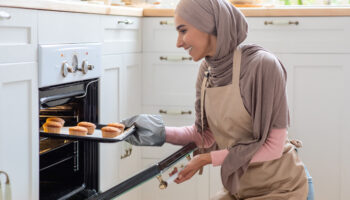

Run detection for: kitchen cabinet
[[99, 53, 143, 200], [101, 16, 142, 55], [142, 17, 180, 53], [99, 15, 142, 200], [244, 17, 350, 53], [0, 7, 38, 200], [277, 53, 350, 200], [99, 54, 124, 192], [0, 63, 39, 200], [141, 17, 208, 200], [142, 53, 198, 106], [0, 7, 37, 63], [38, 10, 101, 44]]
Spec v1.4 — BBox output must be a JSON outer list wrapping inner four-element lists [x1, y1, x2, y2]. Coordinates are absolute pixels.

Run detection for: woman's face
[[175, 15, 216, 62]]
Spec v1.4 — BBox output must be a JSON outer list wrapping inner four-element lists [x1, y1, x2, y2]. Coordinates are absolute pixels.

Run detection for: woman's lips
[[186, 47, 192, 55]]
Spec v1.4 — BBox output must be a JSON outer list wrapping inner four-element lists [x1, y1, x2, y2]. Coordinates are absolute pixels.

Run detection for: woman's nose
[[176, 36, 184, 48]]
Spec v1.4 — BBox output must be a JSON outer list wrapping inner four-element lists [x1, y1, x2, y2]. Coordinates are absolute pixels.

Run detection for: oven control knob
[[81, 60, 94, 74], [81, 60, 89, 74], [62, 62, 74, 77]]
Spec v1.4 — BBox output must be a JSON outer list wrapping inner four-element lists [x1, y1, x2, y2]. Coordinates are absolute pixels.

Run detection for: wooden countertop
[[143, 6, 350, 17], [0, 0, 143, 16], [1, 0, 350, 17]]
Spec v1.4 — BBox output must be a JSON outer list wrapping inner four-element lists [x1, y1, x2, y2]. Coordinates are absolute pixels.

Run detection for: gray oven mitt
[[121, 114, 166, 146]]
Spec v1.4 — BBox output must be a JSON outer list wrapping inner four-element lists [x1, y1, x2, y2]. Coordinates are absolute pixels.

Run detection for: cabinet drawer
[[142, 53, 199, 106], [38, 10, 101, 44], [141, 105, 195, 158], [0, 7, 37, 63], [102, 16, 141, 55], [143, 17, 182, 53], [142, 105, 195, 127], [245, 17, 350, 53]]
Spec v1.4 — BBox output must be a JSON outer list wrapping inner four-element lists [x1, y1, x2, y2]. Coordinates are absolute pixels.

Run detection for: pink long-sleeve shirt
[[165, 125, 287, 166]]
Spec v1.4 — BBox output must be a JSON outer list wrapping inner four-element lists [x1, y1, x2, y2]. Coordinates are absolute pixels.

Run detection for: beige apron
[[201, 46, 308, 200]]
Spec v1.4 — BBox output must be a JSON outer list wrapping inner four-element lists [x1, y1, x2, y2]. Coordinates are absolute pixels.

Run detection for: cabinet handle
[[117, 19, 134, 25], [159, 109, 192, 115], [264, 20, 299, 26], [159, 56, 192, 61], [159, 20, 174, 25], [0, 11, 11, 20], [0, 171, 12, 200], [120, 142, 132, 159]]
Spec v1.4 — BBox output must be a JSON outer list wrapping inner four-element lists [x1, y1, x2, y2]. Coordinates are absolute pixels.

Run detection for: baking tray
[[39, 124, 135, 143]]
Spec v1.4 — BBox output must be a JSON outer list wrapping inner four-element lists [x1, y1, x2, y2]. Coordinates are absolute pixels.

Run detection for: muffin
[[77, 121, 96, 135], [107, 123, 125, 132], [101, 126, 122, 138], [69, 126, 88, 136], [43, 121, 62, 133], [46, 117, 65, 126]]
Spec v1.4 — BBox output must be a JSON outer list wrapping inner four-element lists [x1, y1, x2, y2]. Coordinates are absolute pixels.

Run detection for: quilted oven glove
[[121, 114, 166, 146]]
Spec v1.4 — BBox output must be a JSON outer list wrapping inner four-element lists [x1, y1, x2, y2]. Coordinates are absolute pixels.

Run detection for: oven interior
[[39, 79, 99, 200]]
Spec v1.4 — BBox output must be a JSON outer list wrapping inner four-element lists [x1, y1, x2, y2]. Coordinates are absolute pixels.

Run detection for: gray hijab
[[176, 0, 290, 195], [176, 0, 249, 132]]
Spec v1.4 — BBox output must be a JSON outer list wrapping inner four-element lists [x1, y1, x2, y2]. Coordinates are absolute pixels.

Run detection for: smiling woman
[[168, 0, 312, 199], [174, 17, 216, 61]]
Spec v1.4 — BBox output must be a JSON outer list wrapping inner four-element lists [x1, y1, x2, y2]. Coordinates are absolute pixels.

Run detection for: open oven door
[[87, 143, 197, 200]]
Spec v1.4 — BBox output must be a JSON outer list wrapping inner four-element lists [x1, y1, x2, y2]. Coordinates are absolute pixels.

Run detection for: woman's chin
[[190, 56, 197, 62], [190, 54, 201, 62]]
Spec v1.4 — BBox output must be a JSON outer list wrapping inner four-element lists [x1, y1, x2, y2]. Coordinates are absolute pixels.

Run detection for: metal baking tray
[[39, 124, 135, 143]]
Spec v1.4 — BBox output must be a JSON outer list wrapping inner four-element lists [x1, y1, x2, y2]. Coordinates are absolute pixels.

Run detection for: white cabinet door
[[142, 17, 181, 53], [0, 7, 37, 63], [142, 53, 199, 106], [99, 54, 141, 200], [278, 53, 350, 200], [120, 53, 142, 119], [245, 17, 350, 54], [101, 16, 141, 55], [99, 54, 123, 192], [38, 10, 101, 44], [116, 53, 143, 200], [0, 62, 38, 200]]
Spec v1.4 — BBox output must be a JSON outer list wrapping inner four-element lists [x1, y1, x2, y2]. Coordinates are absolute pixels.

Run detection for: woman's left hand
[[174, 153, 211, 184]]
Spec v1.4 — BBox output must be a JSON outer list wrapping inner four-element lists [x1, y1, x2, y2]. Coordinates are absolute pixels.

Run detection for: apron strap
[[232, 45, 242, 88], [200, 71, 209, 136]]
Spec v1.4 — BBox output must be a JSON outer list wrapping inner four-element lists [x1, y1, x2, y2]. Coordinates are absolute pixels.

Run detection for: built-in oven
[[38, 43, 197, 200], [38, 43, 102, 200]]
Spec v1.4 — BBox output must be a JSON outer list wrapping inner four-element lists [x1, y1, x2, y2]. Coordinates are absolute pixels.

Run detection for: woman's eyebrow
[[176, 24, 186, 30]]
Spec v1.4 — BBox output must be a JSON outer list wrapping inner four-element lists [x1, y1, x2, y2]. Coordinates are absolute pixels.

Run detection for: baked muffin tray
[[39, 124, 135, 143]]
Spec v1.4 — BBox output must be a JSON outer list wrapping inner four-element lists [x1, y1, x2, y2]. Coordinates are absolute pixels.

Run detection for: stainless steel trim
[[264, 20, 299, 26], [159, 109, 192, 115], [117, 19, 134, 25], [159, 20, 174, 25], [159, 56, 192, 61], [0, 11, 11, 20]]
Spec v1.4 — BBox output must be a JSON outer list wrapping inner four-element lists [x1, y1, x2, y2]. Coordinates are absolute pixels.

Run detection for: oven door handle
[[40, 91, 85, 105]]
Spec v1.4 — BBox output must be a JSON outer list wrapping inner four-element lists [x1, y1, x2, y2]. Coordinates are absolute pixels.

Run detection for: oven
[[38, 43, 197, 200], [38, 43, 101, 200]]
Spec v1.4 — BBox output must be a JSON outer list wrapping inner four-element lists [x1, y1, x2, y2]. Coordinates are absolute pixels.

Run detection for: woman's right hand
[[175, 153, 211, 184]]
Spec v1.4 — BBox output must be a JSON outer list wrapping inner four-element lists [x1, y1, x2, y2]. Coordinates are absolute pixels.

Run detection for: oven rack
[[40, 124, 135, 143]]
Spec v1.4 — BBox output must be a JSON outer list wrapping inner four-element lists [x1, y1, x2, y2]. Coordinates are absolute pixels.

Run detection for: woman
[[122, 0, 314, 199]]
